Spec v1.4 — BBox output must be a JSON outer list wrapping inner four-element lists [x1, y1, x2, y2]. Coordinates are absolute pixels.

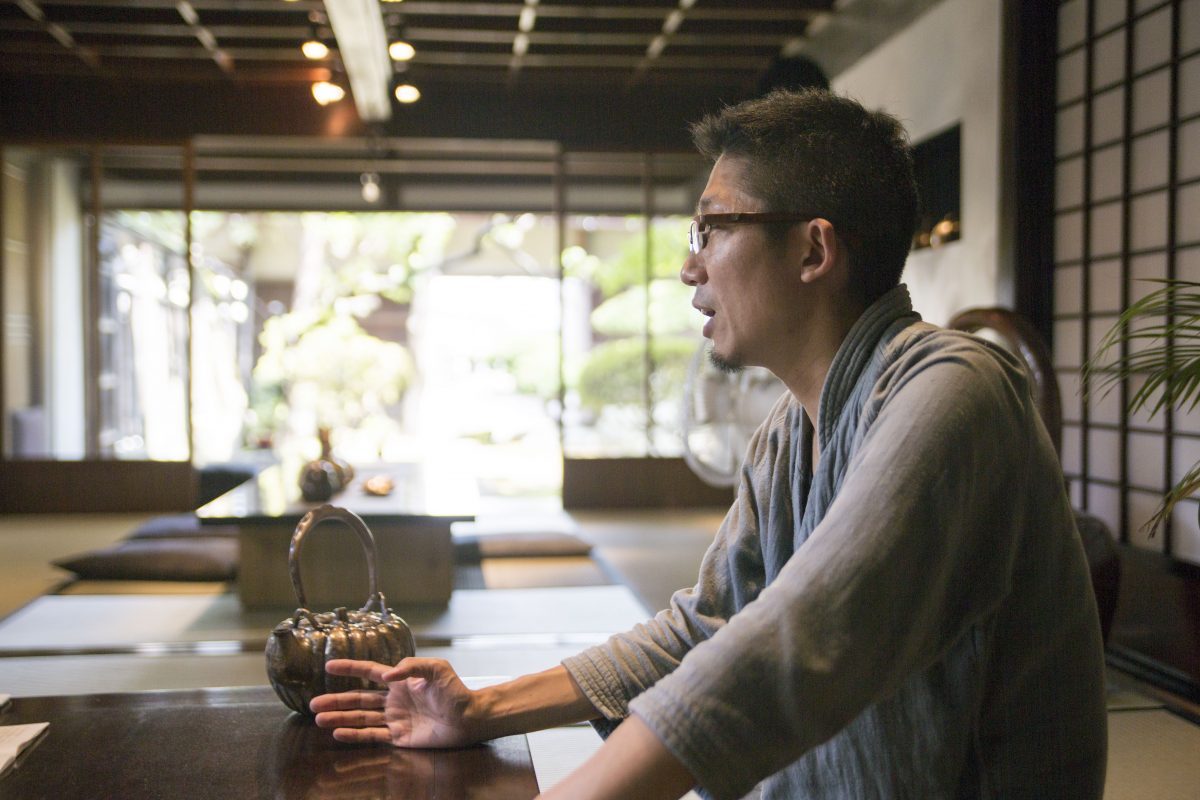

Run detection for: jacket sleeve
[[560, 395, 795, 726], [625, 342, 1038, 800]]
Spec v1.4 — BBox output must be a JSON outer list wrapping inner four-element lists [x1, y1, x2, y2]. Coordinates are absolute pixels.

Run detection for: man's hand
[[311, 658, 485, 748]]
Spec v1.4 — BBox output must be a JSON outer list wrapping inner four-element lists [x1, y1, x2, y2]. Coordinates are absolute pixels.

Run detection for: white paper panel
[[1061, 423, 1082, 475], [1057, 155, 1085, 209], [1172, 435, 1200, 486], [1090, 200, 1125, 257], [1055, 263, 1084, 314], [1178, 244, 1200, 282], [1059, 48, 1087, 104], [1177, 54, 1200, 118], [1090, 257, 1124, 312], [1070, 478, 1084, 508], [1093, 0, 1127, 33], [1061, 368, 1084, 425], [1060, 0, 1088, 52], [1093, 27, 1128, 89], [1183, 0, 1200, 52], [1178, 119, 1200, 182], [1133, 6, 1173, 74], [1129, 251, 1168, 303], [1091, 144, 1126, 202], [1093, 85, 1127, 145], [1054, 318, 1085, 368], [1175, 182, 1200, 246], [1131, 129, 1170, 191], [1170, 500, 1200, 565], [1088, 312, 1122, 370], [1131, 191, 1169, 251], [1058, 102, 1086, 157], [1056, 209, 1085, 263], [1132, 68, 1171, 133], [1127, 489, 1166, 551], [1128, 431, 1166, 489], [1087, 481, 1121, 534]]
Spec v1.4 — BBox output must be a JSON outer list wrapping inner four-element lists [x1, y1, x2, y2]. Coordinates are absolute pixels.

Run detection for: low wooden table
[[197, 463, 477, 610], [0, 687, 538, 799]]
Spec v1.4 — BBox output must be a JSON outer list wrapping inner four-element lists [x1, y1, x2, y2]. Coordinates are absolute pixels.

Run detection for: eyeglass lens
[[688, 220, 704, 254]]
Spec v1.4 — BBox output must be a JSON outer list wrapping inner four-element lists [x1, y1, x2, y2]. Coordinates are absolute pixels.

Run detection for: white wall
[[832, 0, 1003, 326]]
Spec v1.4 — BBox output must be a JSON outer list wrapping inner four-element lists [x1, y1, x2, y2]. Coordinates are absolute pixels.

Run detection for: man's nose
[[680, 251, 705, 286]]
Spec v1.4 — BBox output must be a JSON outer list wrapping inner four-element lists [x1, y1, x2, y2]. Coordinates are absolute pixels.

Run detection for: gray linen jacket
[[561, 285, 1107, 799]]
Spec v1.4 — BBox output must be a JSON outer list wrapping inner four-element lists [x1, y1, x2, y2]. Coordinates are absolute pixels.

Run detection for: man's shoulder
[[870, 321, 1037, 425], [883, 321, 1029, 383]]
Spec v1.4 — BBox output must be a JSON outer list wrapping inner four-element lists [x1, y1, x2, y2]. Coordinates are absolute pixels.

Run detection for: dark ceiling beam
[[0, 19, 791, 49], [406, 29, 793, 48], [412, 52, 770, 70], [0, 41, 307, 61], [30, 0, 824, 22], [13, 0, 100, 69], [0, 42, 771, 70], [0, 57, 329, 82], [0, 20, 312, 38], [174, 0, 234, 73]]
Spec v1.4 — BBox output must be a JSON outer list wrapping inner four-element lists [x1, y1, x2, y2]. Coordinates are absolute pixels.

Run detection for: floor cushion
[[127, 514, 237, 540], [52, 538, 238, 582]]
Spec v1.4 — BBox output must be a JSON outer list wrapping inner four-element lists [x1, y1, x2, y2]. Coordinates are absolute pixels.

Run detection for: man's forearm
[[538, 713, 696, 800], [473, 665, 599, 739]]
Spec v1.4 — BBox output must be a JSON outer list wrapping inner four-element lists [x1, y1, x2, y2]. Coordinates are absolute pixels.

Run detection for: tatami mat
[[0, 586, 648, 653], [481, 557, 610, 589], [57, 580, 232, 596], [1106, 709, 1200, 800]]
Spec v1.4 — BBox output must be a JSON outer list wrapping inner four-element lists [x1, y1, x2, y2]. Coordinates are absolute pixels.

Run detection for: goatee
[[707, 348, 743, 375]]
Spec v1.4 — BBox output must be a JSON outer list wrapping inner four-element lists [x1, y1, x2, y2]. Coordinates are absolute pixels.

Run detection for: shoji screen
[[1055, 0, 1200, 565]]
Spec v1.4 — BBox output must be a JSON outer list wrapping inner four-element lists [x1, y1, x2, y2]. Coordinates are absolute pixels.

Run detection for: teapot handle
[[289, 505, 383, 613]]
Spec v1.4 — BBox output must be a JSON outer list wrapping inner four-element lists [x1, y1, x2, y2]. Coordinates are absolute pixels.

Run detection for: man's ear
[[797, 218, 842, 284]]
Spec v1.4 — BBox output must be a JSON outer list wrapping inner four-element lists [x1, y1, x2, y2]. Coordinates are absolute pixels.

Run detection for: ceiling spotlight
[[361, 172, 381, 203], [301, 40, 329, 59], [394, 84, 420, 103], [388, 40, 415, 61], [312, 81, 345, 105]]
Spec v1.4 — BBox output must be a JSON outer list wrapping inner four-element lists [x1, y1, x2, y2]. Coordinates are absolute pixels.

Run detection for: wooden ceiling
[[0, 0, 831, 89], [0, 1, 839, 149]]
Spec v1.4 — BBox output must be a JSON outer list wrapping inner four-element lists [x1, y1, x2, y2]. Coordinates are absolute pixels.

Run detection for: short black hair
[[690, 89, 919, 304]]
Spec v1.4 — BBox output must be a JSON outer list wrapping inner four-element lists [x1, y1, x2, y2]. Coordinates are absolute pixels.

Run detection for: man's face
[[681, 155, 801, 374]]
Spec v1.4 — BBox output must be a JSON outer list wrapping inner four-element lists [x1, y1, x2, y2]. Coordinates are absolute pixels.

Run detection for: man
[[311, 89, 1108, 799]]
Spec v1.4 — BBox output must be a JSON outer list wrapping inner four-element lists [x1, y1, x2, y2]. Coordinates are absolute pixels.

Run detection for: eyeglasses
[[687, 212, 822, 255]]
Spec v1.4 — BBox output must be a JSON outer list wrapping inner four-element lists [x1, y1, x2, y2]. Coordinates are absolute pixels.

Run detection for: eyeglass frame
[[687, 212, 829, 255]]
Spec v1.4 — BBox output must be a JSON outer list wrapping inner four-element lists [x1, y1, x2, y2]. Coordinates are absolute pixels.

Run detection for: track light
[[388, 40, 415, 61], [312, 81, 345, 105], [302, 39, 329, 59], [394, 84, 420, 103]]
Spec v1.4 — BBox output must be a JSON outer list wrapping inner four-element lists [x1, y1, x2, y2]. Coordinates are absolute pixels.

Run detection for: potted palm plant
[[1085, 278, 1200, 533]]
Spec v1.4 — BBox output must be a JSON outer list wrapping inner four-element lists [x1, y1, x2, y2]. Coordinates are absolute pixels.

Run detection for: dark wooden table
[[0, 686, 539, 799], [197, 463, 477, 610]]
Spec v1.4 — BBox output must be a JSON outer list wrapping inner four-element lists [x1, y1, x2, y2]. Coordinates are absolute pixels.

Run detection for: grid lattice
[[1053, 0, 1200, 565]]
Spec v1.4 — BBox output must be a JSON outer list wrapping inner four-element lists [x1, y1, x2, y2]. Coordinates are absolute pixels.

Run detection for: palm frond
[[1083, 280, 1200, 538]]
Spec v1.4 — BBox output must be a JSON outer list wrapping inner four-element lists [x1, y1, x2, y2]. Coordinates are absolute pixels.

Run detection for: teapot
[[265, 505, 416, 715]]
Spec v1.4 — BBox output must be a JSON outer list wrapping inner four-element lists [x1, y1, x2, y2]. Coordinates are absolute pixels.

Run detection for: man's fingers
[[310, 690, 387, 714], [380, 657, 454, 683], [314, 709, 387, 729], [331, 726, 394, 745], [324, 659, 393, 683]]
